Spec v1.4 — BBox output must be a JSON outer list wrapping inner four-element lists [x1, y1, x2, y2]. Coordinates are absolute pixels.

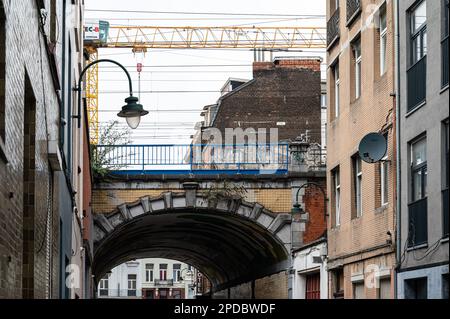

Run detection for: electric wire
[[84, 8, 326, 18]]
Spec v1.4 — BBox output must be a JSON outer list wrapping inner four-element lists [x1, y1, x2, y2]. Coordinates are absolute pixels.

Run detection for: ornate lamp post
[[73, 59, 149, 129]]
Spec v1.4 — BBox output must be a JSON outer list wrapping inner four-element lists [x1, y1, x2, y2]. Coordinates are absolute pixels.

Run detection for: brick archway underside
[[92, 191, 291, 292]]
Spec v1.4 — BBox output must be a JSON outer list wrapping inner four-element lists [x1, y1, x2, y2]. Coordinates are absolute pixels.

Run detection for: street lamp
[[179, 268, 194, 281], [74, 59, 148, 129], [291, 182, 328, 221]]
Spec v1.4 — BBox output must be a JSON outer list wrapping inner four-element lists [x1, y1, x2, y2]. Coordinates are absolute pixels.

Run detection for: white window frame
[[99, 277, 109, 293], [379, 6, 387, 75], [381, 155, 389, 206], [353, 40, 362, 99], [355, 156, 363, 217], [334, 169, 341, 226], [173, 264, 181, 282], [159, 264, 168, 280], [127, 274, 137, 291], [145, 264, 154, 282], [334, 63, 340, 118]]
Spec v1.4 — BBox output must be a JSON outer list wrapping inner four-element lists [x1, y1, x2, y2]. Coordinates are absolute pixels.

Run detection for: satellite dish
[[358, 133, 387, 164]]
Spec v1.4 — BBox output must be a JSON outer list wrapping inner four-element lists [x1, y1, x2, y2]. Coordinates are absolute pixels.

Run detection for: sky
[[84, 0, 326, 145]]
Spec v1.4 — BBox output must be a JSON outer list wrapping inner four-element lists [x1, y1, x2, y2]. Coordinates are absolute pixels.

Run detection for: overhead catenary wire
[[84, 8, 326, 18]]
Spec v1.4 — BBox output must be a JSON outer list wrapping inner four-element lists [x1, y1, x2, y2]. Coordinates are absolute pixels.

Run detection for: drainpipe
[[394, 0, 402, 299]]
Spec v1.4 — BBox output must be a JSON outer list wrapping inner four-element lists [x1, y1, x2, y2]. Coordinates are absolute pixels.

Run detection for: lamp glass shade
[[126, 116, 141, 129]]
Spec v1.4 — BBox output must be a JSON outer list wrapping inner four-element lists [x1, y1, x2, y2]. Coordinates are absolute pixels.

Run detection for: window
[[381, 134, 389, 206], [410, 1, 427, 65], [0, 8, 5, 143], [379, 4, 387, 75], [411, 137, 427, 202], [443, 274, 449, 299], [408, 136, 428, 247], [443, 120, 449, 237], [99, 276, 109, 297], [442, 0, 449, 87], [145, 264, 154, 282], [352, 37, 362, 99], [127, 274, 137, 296], [332, 167, 341, 226], [332, 62, 340, 118], [159, 264, 168, 280], [330, 0, 340, 13], [173, 264, 181, 282], [353, 282, 365, 299], [404, 277, 427, 299], [408, 1, 427, 110], [352, 155, 363, 218], [378, 278, 391, 299]]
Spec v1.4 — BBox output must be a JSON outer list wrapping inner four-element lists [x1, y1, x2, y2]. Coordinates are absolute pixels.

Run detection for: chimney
[[252, 57, 322, 76]]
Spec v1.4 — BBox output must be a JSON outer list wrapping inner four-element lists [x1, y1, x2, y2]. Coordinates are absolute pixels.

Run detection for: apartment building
[[396, 0, 449, 299], [97, 258, 197, 299], [326, 0, 397, 298]]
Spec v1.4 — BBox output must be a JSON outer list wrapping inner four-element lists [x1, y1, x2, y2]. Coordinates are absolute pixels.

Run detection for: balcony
[[98, 289, 143, 298], [407, 56, 427, 112], [442, 36, 449, 88], [154, 279, 174, 286], [346, 0, 361, 26], [408, 197, 428, 247], [327, 8, 340, 48]]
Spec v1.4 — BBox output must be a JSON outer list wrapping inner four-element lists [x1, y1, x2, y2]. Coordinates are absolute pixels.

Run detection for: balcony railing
[[98, 289, 143, 298], [407, 56, 427, 111], [346, 0, 361, 25], [442, 36, 449, 88], [154, 279, 174, 286], [408, 197, 428, 247], [327, 8, 340, 47], [93, 143, 289, 174]]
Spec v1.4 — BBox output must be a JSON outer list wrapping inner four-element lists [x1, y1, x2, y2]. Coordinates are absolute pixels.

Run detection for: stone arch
[[92, 187, 292, 292]]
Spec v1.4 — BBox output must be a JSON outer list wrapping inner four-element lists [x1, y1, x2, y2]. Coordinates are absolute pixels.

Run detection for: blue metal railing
[[93, 143, 290, 174]]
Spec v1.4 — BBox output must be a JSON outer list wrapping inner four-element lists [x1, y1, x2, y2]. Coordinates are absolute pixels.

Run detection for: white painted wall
[[97, 258, 195, 298], [292, 241, 328, 299]]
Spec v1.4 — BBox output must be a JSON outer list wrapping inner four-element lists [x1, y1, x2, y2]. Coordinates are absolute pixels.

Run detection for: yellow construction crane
[[84, 25, 327, 144]]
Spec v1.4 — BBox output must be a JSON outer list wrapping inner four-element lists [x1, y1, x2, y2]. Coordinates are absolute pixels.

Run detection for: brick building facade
[[199, 58, 323, 145], [0, 0, 90, 299], [326, 0, 397, 299]]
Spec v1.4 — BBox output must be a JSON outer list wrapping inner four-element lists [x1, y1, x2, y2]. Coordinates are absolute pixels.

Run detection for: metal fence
[[98, 289, 143, 298], [93, 143, 289, 174]]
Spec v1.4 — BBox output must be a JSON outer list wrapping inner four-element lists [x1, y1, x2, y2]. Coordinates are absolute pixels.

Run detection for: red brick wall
[[303, 178, 327, 244]]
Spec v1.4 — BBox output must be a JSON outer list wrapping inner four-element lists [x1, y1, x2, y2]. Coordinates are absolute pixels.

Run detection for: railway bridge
[[91, 141, 326, 298]]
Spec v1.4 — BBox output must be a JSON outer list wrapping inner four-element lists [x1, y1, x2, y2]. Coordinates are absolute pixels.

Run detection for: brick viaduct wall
[[92, 174, 326, 298]]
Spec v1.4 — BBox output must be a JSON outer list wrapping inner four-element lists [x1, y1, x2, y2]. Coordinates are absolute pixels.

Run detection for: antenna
[[358, 133, 387, 164]]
